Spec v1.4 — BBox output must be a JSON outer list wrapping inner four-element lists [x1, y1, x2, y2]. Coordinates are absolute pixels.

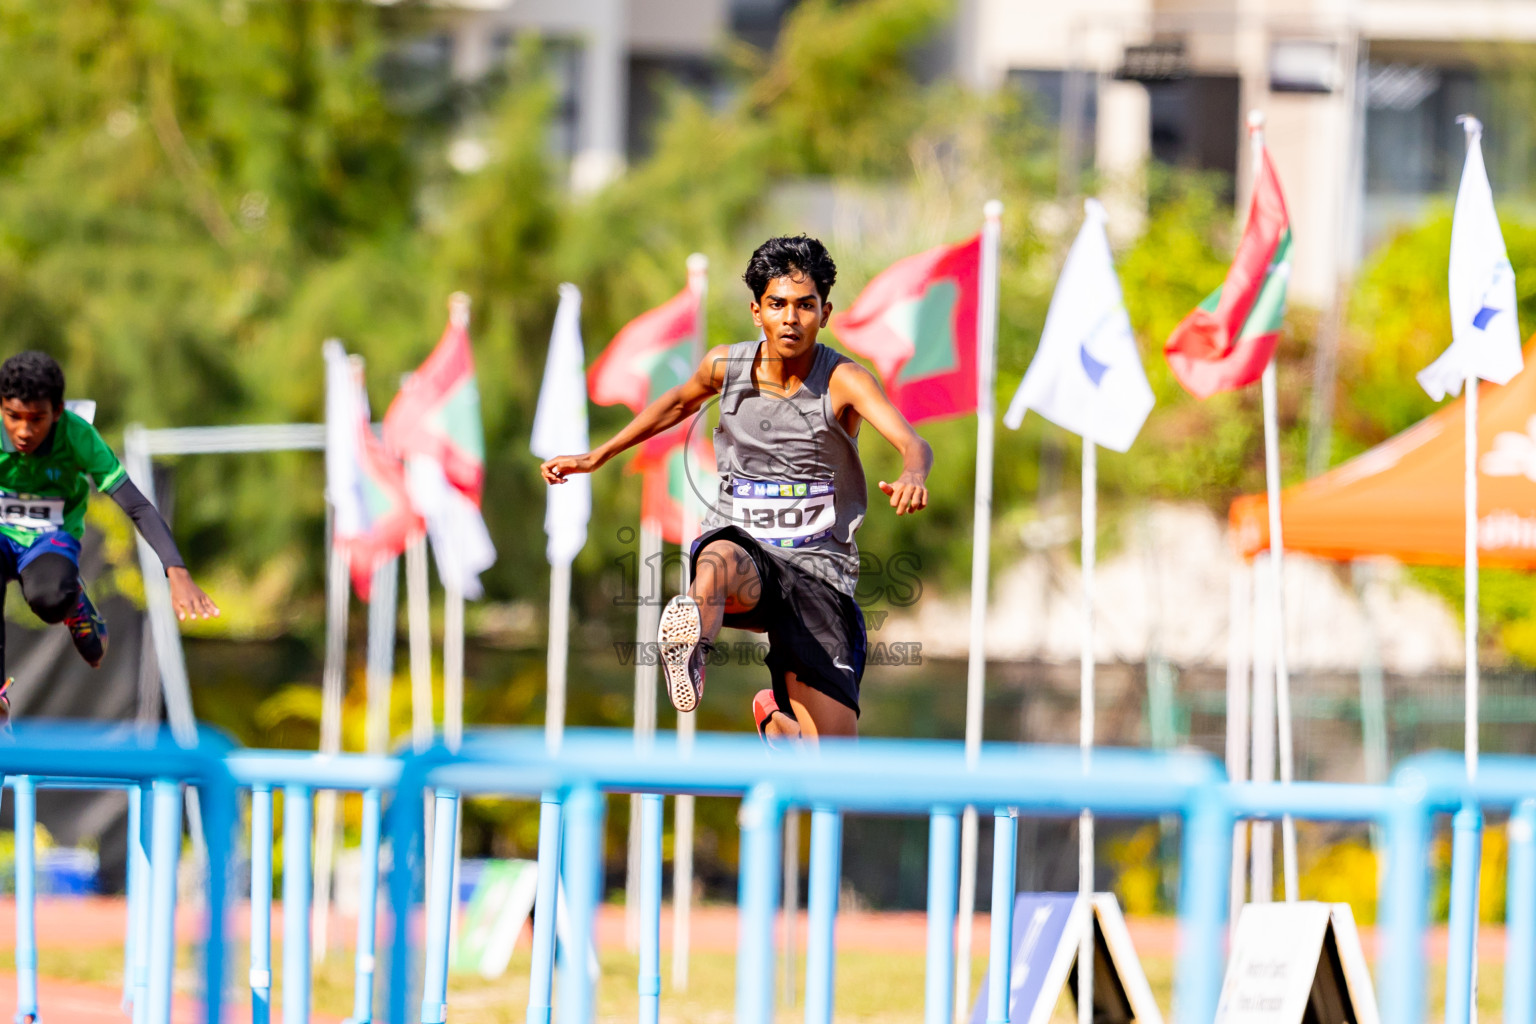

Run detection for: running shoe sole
[[658, 595, 703, 713]]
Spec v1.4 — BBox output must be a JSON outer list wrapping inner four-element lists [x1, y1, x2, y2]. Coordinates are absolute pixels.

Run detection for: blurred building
[[958, 0, 1536, 308], [433, 0, 1536, 302], [431, 0, 793, 191]]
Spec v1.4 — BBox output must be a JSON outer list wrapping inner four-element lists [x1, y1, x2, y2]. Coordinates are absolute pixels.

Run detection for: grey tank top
[[703, 340, 866, 596]]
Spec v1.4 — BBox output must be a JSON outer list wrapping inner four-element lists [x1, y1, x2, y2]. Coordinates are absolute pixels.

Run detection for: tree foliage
[[3, 0, 1517, 665]]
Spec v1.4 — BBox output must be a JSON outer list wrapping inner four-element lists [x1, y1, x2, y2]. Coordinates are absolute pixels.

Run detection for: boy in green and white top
[[0, 352, 218, 721]]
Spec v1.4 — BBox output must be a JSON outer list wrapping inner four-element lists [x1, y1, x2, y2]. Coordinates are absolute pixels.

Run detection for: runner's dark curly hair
[[0, 351, 64, 408], [743, 235, 837, 301]]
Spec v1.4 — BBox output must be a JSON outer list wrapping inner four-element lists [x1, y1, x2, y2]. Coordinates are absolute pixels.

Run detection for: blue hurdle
[[225, 751, 401, 1024], [0, 725, 238, 1024], [7, 722, 1536, 1024], [385, 729, 1237, 1024]]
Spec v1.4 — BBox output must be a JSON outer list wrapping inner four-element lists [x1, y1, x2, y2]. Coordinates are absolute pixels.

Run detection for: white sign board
[[971, 892, 1163, 1024], [1216, 902, 1380, 1024]]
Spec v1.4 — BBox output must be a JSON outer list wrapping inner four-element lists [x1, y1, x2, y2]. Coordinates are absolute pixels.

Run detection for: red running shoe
[[754, 688, 798, 747]]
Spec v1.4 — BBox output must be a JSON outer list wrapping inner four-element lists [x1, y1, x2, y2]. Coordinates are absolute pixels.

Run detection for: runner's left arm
[[541, 344, 730, 484], [830, 363, 932, 516], [106, 481, 221, 621], [78, 420, 220, 622]]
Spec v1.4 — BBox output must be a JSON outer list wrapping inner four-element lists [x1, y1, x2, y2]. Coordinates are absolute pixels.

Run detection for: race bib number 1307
[[732, 479, 835, 548]]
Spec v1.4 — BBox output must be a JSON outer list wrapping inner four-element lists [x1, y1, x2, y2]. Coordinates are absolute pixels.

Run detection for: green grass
[[22, 942, 1507, 1023]]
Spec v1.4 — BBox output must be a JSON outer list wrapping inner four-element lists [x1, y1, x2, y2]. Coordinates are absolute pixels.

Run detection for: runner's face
[[1, 399, 61, 455], [752, 273, 831, 359]]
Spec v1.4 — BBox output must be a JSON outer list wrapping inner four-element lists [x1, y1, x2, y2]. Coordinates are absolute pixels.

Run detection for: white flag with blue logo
[[1418, 116, 1524, 401], [1004, 199, 1154, 452]]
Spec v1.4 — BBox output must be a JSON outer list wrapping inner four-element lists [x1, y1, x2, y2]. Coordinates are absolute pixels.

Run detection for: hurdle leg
[[130, 782, 153, 1024], [420, 790, 459, 1024], [1506, 800, 1536, 1024], [250, 784, 274, 1024], [145, 780, 182, 1024], [638, 794, 663, 1024], [736, 785, 784, 1024], [987, 808, 1018, 1024], [557, 785, 606, 1024], [1445, 801, 1483, 1024], [123, 783, 140, 1015], [14, 776, 37, 1024], [803, 805, 842, 1024], [282, 785, 314, 1024], [1380, 794, 1431, 1024], [924, 807, 961, 1024], [1173, 789, 1231, 1024], [350, 787, 383, 1024], [526, 792, 563, 1024]]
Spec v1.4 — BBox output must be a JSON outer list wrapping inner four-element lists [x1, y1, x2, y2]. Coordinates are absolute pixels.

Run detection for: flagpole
[[625, 523, 664, 949], [407, 535, 436, 886], [314, 354, 358, 965], [671, 252, 708, 992], [1077, 436, 1096, 1024], [1248, 110, 1299, 902], [445, 292, 471, 959], [317, 554, 397, 962], [954, 199, 1002, 1024], [1465, 369, 1479, 780]]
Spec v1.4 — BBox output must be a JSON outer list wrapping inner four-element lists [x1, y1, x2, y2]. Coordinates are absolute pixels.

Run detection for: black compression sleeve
[[108, 480, 186, 571]]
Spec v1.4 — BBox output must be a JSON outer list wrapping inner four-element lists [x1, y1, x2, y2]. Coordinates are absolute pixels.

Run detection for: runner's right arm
[[541, 344, 729, 484]]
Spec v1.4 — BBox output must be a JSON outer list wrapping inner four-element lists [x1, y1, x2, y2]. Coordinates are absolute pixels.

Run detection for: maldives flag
[[588, 286, 700, 414], [383, 305, 486, 502], [324, 341, 422, 601], [631, 429, 716, 545], [384, 297, 497, 597], [1164, 147, 1293, 399], [830, 236, 981, 423]]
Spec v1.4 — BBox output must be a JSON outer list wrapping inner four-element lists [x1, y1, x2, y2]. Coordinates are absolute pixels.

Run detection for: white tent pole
[[1077, 438, 1097, 1024], [1250, 557, 1275, 902], [1465, 372, 1479, 779], [1249, 109, 1299, 903], [671, 252, 709, 992], [955, 198, 1003, 1024], [1226, 563, 1252, 930]]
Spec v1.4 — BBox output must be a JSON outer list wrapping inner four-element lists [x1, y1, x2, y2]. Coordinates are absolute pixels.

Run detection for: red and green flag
[[631, 429, 716, 545], [588, 286, 700, 414], [324, 341, 422, 601], [829, 236, 981, 423], [383, 312, 487, 503], [383, 301, 497, 597], [1165, 147, 1293, 399]]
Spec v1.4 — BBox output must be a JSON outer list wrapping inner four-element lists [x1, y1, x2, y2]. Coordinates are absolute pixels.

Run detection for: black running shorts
[[690, 525, 866, 716]]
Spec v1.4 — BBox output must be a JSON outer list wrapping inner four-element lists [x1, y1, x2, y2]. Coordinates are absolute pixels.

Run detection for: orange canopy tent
[[1231, 337, 1536, 567]]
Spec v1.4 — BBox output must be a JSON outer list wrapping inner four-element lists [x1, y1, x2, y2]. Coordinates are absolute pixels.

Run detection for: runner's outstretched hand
[[167, 567, 220, 622], [879, 474, 929, 516], [541, 453, 602, 484]]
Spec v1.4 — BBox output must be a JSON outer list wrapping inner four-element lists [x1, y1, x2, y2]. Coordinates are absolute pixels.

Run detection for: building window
[[1145, 75, 1240, 197]]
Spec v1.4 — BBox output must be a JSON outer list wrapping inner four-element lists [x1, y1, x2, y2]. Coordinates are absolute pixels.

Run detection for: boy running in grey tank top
[[540, 236, 933, 745]]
